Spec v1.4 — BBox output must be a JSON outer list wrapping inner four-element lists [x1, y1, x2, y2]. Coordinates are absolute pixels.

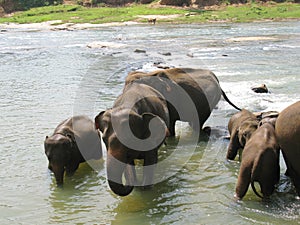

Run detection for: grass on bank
[[0, 3, 299, 24]]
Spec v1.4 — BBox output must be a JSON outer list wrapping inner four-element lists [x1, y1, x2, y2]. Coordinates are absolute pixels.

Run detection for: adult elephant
[[95, 82, 169, 196], [44, 115, 102, 186], [125, 68, 241, 136], [275, 101, 300, 196]]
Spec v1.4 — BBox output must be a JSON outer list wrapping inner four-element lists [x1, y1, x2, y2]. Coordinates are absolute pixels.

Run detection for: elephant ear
[[238, 121, 258, 147], [141, 113, 168, 146], [95, 110, 113, 134], [66, 133, 75, 145], [94, 111, 106, 131]]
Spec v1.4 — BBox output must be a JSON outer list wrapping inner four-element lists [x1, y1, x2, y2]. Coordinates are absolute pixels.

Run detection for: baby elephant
[[235, 122, 280, 200], [227, 109, 259, 160], [44, 115, 102, 186]]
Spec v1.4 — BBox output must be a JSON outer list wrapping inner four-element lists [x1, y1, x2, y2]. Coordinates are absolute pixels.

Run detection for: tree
[[0, 0, 63, 13]]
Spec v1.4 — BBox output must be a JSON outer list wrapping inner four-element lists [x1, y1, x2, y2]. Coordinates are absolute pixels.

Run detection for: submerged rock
[[87, 41, 126, 49], [134, 49, 146, 53], [251, 84, 269, 93]]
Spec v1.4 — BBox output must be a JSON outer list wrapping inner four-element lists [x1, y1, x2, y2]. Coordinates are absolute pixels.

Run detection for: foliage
[[0, 0, 63, 13]]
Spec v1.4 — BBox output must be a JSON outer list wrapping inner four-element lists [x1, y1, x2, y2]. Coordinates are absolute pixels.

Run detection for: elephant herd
[[44, 67, 300, 200]]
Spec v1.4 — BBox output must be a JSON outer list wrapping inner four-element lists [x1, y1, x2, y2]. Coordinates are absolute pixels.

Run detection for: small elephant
[[95, 82, 169, 196], [226, 109, 259, 160], [125, 68, 241, 136], [44, 115, 102, 186], [275, 101, 300, 196], [235, 121, 280, 200]]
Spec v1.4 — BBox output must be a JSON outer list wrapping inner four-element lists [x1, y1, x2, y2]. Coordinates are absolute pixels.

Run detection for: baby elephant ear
[[66, 133, 76, 148], [94, 111, 106, 131]]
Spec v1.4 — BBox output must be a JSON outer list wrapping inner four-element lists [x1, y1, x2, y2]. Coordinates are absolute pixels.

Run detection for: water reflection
[[48, 160, 106, 224]]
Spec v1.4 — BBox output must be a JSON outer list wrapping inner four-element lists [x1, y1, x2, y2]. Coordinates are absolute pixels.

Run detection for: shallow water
[[0, 21, 299, 224]]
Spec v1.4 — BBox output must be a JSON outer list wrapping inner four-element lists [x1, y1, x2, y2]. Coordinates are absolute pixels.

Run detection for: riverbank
[[0, 2, 299, 29]]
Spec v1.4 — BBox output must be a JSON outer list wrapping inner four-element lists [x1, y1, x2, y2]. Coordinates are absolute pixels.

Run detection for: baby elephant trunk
[[50, 163, 65, 187]]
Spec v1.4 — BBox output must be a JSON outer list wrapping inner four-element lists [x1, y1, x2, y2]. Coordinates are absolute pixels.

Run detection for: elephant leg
[[235, 165, 252, 200], [289, 168, 300, 197], [65, 162, 79, 177], [169, 119, 176, 136], [281, 151, 292, 177], [293, 177, 300, 197], [142, 150, 158, 189]]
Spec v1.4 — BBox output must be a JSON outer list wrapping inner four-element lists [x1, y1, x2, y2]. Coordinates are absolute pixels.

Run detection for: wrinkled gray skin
[[235, 121, 280, 200], [275, 101, 300, 196], [126, 68, 241, 136], [44, 116, 102, 186], [95, 83, 169, 197], [226, 109, 259, 160]]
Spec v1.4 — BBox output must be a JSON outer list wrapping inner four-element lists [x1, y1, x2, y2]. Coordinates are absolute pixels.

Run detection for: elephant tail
[[250, 180, 263, 199], [221, 89, 241, 111]]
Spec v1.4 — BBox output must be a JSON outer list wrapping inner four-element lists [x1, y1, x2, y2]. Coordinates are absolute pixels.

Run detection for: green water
[[0, 21, 299, 224]]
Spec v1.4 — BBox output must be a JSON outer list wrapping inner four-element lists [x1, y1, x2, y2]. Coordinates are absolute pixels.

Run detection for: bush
[[0, 0, 63, 13], [160, 0, 190, 6]]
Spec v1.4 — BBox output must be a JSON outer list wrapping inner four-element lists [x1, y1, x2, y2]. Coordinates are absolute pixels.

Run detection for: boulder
[[251, 84, 269, 93]]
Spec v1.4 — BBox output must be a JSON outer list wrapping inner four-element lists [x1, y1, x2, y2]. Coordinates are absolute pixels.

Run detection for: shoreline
[[1, 17, 299, 31], [1, 2, 299, 30], [0, 20, 142, 31]]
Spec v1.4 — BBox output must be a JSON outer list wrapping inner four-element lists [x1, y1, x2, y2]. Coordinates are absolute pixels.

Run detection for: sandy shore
[[0, 14, 183, 31], [0, 20, 144, 31]]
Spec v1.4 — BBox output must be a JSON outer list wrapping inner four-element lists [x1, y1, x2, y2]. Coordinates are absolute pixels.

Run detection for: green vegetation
[[0, 0, 63, 13], [0, 2, 299, 24], [179, 3, 300, 23]]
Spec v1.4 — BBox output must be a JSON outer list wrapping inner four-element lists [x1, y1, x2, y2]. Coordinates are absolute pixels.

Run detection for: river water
[[0, 21, 299, 224]]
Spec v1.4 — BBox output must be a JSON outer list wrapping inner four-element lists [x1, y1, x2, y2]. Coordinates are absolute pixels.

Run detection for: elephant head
[[95, 108, 168, 196], [237, 120, 259, 148], [235, 122, 280, 200], [44, 133, 79, 186], [227, 109, 259, 160]]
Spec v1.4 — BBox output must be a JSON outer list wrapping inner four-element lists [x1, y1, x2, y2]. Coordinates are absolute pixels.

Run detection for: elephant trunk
[[106, 153, 134, 197], [51, 164, 65, 186], [107, 180, 134, 197]]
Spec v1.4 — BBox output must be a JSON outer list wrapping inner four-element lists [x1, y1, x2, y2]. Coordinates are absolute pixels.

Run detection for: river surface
[[0, 21, 299, 224]]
